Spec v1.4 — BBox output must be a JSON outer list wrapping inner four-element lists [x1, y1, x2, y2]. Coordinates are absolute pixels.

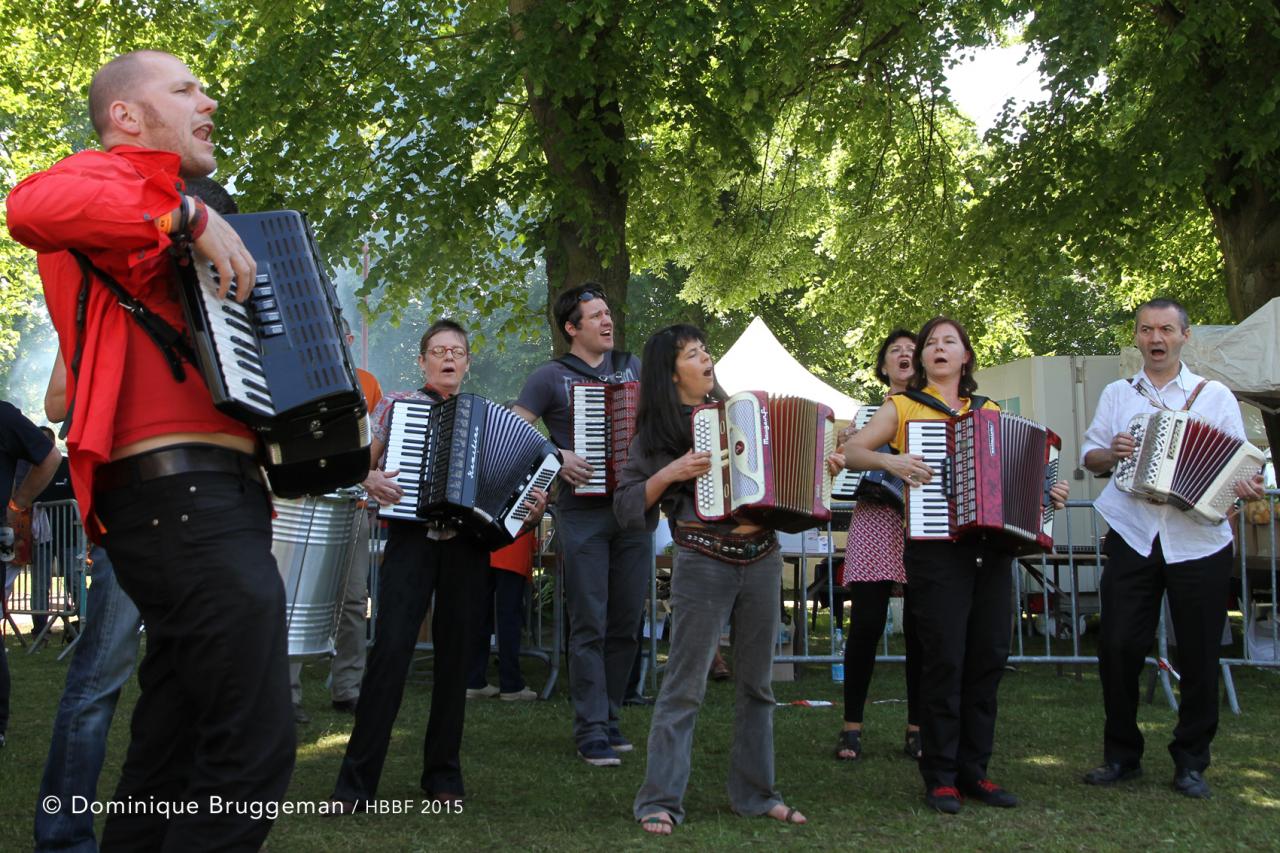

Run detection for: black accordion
[[178, 210, 370, 498], [380, 395, 561, 548]]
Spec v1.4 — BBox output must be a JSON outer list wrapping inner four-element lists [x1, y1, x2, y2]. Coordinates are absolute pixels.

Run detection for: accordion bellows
[[692, 392, 836, 533], [1113, 411, 1264, 524]]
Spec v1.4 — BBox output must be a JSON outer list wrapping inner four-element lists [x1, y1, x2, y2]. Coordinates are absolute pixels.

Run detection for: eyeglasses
[[423, 345, 469, 359]]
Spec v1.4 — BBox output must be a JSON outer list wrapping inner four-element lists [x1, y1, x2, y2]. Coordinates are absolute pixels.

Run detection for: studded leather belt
[[672, 525, 778, 565]]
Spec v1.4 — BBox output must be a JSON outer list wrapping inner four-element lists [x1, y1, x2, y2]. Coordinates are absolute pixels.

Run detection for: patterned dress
[[839, 499, 905, 586]]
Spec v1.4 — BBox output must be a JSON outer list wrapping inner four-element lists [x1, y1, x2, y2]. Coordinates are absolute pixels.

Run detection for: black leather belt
[[95, 444, 263, 493]]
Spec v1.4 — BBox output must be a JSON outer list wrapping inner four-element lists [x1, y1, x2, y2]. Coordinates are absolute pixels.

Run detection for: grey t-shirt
[[515, 351, 641, 450]]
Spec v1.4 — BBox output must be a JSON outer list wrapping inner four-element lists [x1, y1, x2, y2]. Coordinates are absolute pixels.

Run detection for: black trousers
[[904, 538, 1013, 789], [842, 581, 921, 725], [95, 471, 295, 853], [466, 565, 529, 693], [1098, 532, 1232, 772], [333, 522, 487, 802]]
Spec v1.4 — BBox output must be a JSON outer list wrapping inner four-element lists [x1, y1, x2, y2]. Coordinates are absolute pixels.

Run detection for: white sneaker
[[500, 687, 538, 701], [466, 684, 500, 699]]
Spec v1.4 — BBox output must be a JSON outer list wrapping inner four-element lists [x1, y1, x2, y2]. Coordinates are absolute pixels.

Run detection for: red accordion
[[691, 391, 836, 533], [905, 409, 1061, 554], [571, 381, 639, 496]]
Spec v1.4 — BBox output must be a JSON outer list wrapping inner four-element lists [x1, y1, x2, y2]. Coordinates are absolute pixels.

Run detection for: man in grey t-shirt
[[514, 283, 651, 766]]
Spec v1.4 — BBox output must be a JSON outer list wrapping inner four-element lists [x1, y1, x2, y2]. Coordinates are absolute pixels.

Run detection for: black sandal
[[904, 729, 922, 761], [835, 728, 862, 761]]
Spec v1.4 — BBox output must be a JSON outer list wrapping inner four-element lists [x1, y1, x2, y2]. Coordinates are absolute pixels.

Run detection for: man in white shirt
[[1080, 298, 1264, 799]]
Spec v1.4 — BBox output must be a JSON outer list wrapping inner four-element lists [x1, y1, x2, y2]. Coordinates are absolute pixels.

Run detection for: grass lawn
[[1, 624, 1278, 851]]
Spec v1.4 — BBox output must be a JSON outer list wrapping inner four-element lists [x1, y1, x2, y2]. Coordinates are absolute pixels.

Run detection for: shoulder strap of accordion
[[67, 249, 198, 385], [554, 350, 632, 382], [1183, 380, 1209, 412], [897, 389, 992, 417]]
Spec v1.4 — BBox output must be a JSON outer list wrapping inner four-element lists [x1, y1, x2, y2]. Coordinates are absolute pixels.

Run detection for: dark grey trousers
[[634, 545, 784, 824]]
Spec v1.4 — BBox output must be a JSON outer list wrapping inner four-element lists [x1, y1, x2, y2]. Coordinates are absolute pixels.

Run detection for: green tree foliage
[[974, 2, 1279, 323]]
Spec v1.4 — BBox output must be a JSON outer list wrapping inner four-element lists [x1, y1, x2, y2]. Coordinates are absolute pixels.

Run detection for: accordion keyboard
[[572, 385, 609, 496], [191, 265, 278, 417], [380, 400, 433, 521], [906, 421, 951, 539]]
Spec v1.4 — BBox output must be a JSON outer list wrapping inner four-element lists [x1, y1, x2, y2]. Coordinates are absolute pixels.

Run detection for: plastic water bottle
[[831, 628, 845, 683]]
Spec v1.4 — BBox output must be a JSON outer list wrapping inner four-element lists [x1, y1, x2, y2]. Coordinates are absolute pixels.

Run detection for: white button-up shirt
[[1080, 363, 1244, 563]]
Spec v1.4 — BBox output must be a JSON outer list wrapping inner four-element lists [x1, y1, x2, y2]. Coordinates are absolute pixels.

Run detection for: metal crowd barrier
[[757, 493, 1280, 715], [3, 499, 88, 659]]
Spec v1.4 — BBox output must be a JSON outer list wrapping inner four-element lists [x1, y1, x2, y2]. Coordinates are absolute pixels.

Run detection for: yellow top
[[888, 386, 1001, 453]]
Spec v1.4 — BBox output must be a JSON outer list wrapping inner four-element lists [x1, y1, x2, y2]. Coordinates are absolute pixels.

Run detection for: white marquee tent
[[714, 317, 864, 420]]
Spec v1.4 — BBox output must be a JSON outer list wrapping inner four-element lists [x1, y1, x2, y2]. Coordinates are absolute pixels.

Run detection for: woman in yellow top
[[841, 316, 1069, 815]]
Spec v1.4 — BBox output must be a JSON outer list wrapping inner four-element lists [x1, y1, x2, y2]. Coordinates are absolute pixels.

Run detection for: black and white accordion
[[692, 392, 836, 533], [379, 395, 560, 547], [1113, 410, 1264, 524], [905, 409, 1061, 554], [832, 406, 876, 501], [570, 381, 639, 496], [179, 210, 370, 498]]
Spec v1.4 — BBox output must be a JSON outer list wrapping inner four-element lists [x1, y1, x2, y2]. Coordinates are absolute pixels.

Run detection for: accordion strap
[[555, 350, 632, 382], [1128, 377, 1209, 412], [68, 249, 198, 385], [899, 389, 990, 418]]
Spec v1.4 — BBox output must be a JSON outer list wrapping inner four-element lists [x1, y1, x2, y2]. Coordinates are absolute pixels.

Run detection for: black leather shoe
[[623, 694, 654, 707], [1083, 762, 1142, 786], [960, 778, 1019, 807], [1172, 768, 1211, 799], [924, 786, 963, 814], [331, 698, 358, 713]]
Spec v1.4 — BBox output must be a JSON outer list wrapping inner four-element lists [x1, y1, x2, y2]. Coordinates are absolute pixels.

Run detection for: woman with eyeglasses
[[330, 319, 547, 813], [615, 324, 806, 835]]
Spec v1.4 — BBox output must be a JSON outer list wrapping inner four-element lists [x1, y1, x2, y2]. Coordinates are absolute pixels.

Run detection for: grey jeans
[[558, 501, 652, 746], [634, 545, 783, 824]]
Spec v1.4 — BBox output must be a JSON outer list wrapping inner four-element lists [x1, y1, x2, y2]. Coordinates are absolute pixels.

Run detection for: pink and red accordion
[[1113, 411, 1264, 524], [905, 409, 1061, 554], [691, 392, 836, 533], [571, 381, 639, 496]]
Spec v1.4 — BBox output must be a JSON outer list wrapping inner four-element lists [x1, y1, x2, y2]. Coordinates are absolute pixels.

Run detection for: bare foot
[[639, 812, 674, 835], [766, 802, 806, 824]]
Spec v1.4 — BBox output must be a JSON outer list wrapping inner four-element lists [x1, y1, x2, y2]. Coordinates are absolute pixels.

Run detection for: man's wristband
[[8, 498, 30, 513], [189, 196, 209, 241]]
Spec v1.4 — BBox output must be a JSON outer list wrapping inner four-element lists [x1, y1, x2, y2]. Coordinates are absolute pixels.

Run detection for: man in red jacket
[[7, 51, 293, 851]]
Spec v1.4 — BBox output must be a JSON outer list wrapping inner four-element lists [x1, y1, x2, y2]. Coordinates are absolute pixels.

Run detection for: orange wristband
[[155, 211, 174, 233]]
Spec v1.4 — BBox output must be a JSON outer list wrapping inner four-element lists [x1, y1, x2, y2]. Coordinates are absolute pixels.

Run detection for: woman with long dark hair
[[614, 324, 806, 835], [841, 316, 1068, 814], [830, 328, 922, 762]]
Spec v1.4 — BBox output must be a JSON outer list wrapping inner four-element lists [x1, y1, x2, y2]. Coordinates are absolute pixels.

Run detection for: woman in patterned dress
[[828, 329, 922, 762]]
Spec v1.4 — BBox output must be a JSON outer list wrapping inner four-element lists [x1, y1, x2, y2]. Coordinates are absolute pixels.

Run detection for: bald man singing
[[7, 51, 293, 851]]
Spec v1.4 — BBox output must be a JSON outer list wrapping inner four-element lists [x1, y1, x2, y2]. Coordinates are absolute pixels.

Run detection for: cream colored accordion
[[1113, 410, 1264, 524], [691, 392, 836, 533]]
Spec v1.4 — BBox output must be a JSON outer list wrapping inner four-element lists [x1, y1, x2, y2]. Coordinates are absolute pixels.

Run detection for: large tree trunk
[[510, 0, 631, 357], [1207, 166, 1280, 452]]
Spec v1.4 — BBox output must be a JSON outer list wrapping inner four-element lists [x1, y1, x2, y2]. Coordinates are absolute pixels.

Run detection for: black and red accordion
[[570, 381, 639, 496], [1113, 411, 1264, 524], [691, 391, 836, 533], [905, 409, 1061, 554]]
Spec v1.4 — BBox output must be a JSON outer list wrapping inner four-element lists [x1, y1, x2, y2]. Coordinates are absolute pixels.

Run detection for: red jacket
[[7, 146, 252, 539]]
